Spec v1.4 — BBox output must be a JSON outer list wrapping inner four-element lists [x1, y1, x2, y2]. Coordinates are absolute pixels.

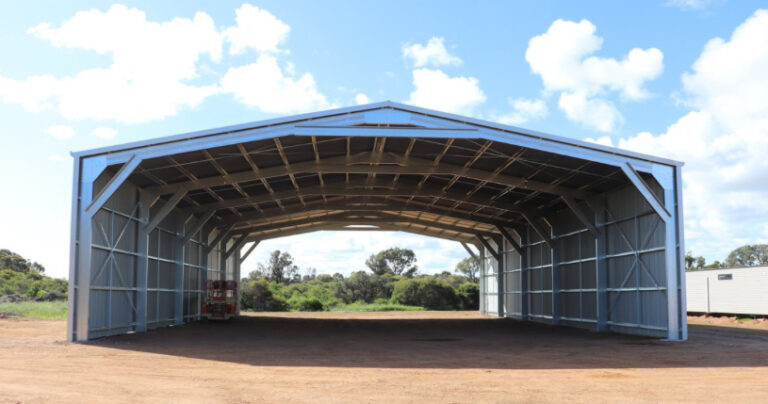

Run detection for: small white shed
[[686, 266, 768, 316]]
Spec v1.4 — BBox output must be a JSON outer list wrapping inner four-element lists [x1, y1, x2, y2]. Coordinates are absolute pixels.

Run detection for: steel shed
[[67, 101, 687, 341]]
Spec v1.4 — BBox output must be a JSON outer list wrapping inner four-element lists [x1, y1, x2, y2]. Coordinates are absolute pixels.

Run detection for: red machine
[[202, 280, 238, 320]]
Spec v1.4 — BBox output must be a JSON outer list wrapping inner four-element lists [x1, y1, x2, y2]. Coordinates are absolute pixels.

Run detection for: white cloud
[[614, 9, 768, 261], [665, 0, 714, 10], [224, 3, 290, 55], [406, 68, 486, 115], [355, 93, 370, 105], [0, 4, 335, 123], [0, 4, 221, 124], [526, 19, 663, 131], [402, 37, 462, 67], [495, 97, 548, 125], [584, 135, 614, 147], [221, 54, 331, 114], [91, 127, 117, 139], [44, 125, 74, 140], [558, 92, 623, 132]]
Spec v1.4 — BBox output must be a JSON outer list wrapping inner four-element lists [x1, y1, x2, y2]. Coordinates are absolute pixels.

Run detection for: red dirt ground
[[1, 311, 768, 403]]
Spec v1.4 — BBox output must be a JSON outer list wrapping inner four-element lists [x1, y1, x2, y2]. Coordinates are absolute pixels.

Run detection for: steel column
[[135, 190, 152, 332], [520, 227, 529, 321], [594, 198, 608, 331], [174, 217, 185, 325], [73, 157, 105, 341]]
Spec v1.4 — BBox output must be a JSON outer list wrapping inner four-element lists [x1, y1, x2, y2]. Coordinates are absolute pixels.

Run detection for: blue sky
[[1, 1, 767, 279]]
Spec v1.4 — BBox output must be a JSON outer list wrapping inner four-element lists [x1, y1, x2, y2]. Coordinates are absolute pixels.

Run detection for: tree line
[[686, 244, 768, 270], [240, 247, 480, 312], [0, 249, 67, 301]]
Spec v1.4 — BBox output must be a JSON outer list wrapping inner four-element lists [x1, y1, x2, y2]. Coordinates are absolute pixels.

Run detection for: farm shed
[[66, 102, 687, 341], [687, 266, 768, 316]]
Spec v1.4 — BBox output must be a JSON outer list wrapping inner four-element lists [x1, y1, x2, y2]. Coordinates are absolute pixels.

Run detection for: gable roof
[[72, 101, 682, 168]]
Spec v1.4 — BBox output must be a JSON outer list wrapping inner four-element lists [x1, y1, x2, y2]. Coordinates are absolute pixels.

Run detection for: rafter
[[147, 152, 593, 200], [190, 179, 527, 216]]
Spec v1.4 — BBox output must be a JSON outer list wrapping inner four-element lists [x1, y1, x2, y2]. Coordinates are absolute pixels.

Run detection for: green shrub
[[334, 272, 395, 304], [456, 282, 479, 310], [289, 296, 324, 311], [390, 277, 459, 310], [240, 279, 288, 311]]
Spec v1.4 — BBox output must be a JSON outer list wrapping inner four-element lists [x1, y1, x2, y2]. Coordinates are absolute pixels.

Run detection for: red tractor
[[202, 280, 238, 320]]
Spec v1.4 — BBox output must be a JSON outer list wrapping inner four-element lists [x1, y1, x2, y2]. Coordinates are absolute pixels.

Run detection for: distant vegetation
[[686, 244, 768, 270], [240, 248, 480, 312], [0, 249, 67, 301], [0, 249, 68, 319]]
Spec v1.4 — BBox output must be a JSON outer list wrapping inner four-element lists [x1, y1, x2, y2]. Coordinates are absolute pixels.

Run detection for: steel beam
[[182, 210, 215, 244], [225, 197, 523, 229], [204, 224, 234, 255], [144, 189, 187, 233], [232, 212, 498, 240], [224, 234, 248, 260], [242, 222, 478, 244], [193, 180, 529, 216], [461, 242, 479, 261], [621, 162, 671, 222], [240, 240, 260, 262], [150, 152, 592, 200], [497, 225, 523, 255], [522, 214, 553, 248], [85, 154, 141, 217], [561, 196, 599, 238]]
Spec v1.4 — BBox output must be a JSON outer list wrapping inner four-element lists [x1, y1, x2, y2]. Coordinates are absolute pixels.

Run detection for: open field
[[2, 312, 768, 404], [0, 300, 67, 319]]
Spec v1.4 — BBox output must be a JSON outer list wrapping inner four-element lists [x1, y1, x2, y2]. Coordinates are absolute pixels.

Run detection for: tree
[[725, 244, 768, 268], [390, 277, 459, 310], [254, 250, 300, 283], [685, 251, 706, 271], [365, 247, 418, 277], [0, 249, 44, 273], [454, 256, 480, 282], [334, 271, 394, 303]]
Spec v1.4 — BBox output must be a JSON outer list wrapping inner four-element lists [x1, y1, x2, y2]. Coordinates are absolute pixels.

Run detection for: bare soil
[[2, 311, 768, 404]]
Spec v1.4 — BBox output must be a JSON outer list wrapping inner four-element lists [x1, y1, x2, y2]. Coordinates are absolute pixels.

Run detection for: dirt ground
[[2, 312, 768, 404]]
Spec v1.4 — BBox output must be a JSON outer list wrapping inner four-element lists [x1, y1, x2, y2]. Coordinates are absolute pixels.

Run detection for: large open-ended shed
[[67, 102, 687, 341]]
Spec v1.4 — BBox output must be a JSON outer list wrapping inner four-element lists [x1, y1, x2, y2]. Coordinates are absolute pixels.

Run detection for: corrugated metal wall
[[687, 267, 768, 315], [481, 238, 499, 316], [481, 184, 673, 338], [86, 177, 207, 339]]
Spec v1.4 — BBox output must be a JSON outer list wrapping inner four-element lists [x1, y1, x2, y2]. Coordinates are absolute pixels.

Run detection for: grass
[[330, 302, 426, 312], [0, 300, 68, 319]]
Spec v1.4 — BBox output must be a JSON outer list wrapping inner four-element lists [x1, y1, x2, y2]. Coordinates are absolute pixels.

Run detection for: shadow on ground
[[92, 314, 768, 370]]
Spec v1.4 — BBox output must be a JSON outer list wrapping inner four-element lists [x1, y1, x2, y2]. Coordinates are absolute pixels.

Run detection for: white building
[[686, 266, 768, 316]]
